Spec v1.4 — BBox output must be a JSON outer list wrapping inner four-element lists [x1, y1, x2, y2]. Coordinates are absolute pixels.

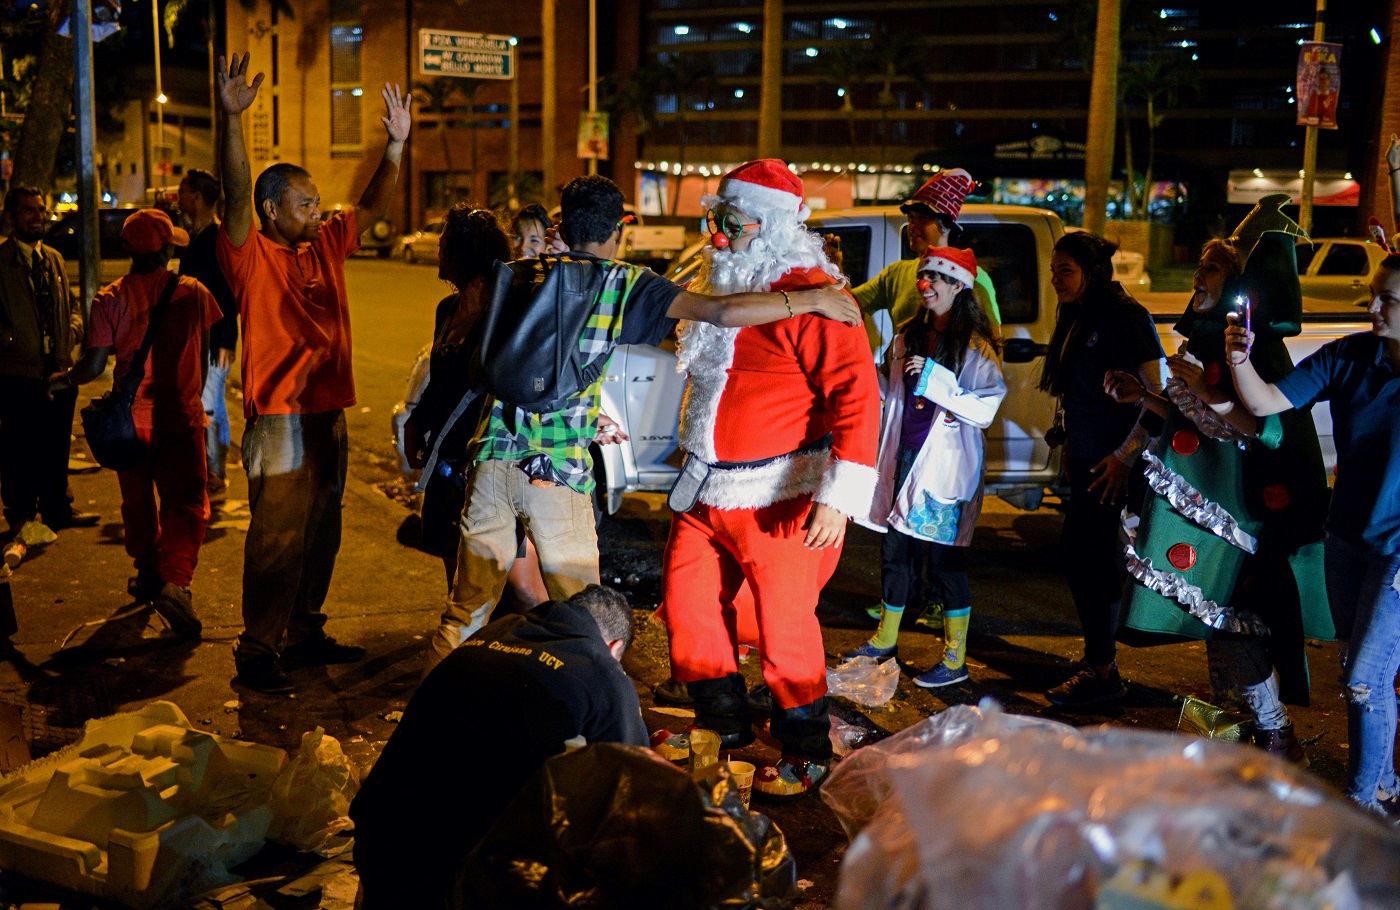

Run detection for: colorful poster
[[578, 112, 610, 161], [1296, 42, 1341, 130]]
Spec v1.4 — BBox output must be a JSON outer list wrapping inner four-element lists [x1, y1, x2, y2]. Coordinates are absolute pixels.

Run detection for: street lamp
[[152, 0, 164, 193]]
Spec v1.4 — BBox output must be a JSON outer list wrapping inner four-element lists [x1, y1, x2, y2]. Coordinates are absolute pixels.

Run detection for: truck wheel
[[403, 246, 416, 264]]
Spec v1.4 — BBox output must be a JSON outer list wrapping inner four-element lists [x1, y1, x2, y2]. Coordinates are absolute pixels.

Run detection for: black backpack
[[474, 253, 610, 412]]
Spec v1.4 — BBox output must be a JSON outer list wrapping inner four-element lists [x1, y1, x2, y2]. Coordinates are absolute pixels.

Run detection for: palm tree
[[652, 56, 717, 215], [414, 78, 465, 187], [864, 32, 927, 203], [1119, 48, 1197, 220], [1082, 0, 1121, 234], [816, 45, 871, 204]]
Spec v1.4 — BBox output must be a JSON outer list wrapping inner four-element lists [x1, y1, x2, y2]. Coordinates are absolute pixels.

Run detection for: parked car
[[394, 204, 1365, 516], [321, 204, 397, 258], [45, 206, 138, 292], [1296, 237, 1387, 305], [398, 220, 445, 264]]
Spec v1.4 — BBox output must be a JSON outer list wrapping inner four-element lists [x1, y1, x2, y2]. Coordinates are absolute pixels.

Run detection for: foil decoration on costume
[[1123, 542, 1272, 635], [1164, 379, 1252, 446], [1142, 452, 1258, 554]]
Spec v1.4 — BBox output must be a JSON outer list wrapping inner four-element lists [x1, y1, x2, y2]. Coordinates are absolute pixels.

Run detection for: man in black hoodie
[[350, 584, 647, 909]]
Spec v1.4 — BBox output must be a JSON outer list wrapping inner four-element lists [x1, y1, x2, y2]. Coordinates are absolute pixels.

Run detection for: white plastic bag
[[826, 656, 899, 707], [822, 698, 1400, 910], [267, 727, 357, 853]]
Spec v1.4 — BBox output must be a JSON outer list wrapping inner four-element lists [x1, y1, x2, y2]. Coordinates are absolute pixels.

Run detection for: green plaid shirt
[[473, 261, 655, 495]]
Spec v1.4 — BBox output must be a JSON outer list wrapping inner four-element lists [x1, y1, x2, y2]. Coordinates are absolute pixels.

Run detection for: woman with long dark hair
[[403, 204, 548, 604], [850, 247, 1006, 688], [1039, 230, 1164, 708]]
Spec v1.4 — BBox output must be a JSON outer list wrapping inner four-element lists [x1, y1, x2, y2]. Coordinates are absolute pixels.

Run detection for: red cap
[[121, 209, 190, 255]]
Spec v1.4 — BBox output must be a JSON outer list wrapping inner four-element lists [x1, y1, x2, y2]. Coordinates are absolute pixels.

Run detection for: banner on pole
[[578, 112, 610, 161], [1296, 42, 1341, 130]]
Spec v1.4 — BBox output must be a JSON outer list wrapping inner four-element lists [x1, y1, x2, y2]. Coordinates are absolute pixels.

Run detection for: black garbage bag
[[453, 743, 796, 910]]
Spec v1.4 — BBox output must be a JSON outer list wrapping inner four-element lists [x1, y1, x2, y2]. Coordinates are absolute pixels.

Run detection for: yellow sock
[[942, 608, 970, 669], [870, 604, 904, 649]]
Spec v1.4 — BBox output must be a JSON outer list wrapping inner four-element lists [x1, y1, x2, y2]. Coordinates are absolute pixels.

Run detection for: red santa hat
[[901, 168, 975, 224], [919, 245, 977, 289], [714, 158, 811, 223]]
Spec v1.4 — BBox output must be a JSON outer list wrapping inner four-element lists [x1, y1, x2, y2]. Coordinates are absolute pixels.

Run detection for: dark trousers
[[881, 527, 970, 611], [0, 375, 76, 529], [1063, 455, 1125, 667]]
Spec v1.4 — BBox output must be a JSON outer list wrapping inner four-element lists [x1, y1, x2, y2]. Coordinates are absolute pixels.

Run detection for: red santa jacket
[[677, 267, 880, 516]]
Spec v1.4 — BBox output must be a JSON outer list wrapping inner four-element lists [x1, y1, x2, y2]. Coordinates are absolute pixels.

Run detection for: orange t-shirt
[[216, 210, 360, 417], [88, 270, 220, 430]]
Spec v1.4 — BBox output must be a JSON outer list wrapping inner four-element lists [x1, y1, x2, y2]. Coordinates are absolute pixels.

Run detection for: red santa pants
[[116, 422, 209, 588], [663, 495, 840, 710]]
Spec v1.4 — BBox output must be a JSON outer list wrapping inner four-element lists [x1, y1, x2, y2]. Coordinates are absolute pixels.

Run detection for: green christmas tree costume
[[1120, 195, 1333, 705]]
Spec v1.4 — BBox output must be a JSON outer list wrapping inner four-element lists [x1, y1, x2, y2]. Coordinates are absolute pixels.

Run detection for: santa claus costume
[[660, 160, 880, 798]]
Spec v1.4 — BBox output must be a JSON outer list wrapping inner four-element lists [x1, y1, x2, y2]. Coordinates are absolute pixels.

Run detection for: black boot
[[686, 673, 755, 748]]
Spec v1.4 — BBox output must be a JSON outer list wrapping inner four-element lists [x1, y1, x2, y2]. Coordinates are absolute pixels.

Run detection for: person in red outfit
[[50, 209, 218, 637], [660, 160, 881, 798]]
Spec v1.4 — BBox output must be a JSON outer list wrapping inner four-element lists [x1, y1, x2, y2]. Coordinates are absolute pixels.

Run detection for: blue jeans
[[236, 411, 347, 664], [201, 357, 232, 479], [1325, 535, 1400, 809]]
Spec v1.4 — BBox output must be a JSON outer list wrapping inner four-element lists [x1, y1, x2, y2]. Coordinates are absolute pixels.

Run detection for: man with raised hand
[[214, 53, 413, 694]]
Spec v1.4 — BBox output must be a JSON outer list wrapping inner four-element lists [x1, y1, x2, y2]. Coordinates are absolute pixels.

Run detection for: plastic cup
[[728, 760, 755, 809], [689, 729, 720, 773]]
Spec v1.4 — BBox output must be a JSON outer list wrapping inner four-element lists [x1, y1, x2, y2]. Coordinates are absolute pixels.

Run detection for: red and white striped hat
[[919, 245, 977, 288], [901, 168, 975, 224]]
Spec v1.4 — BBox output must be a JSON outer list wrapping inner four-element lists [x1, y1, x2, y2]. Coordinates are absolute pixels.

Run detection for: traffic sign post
[[418, 30, 515, 80]]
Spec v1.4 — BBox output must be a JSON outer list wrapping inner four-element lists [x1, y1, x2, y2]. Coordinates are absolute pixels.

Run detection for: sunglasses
[[701, 209, 760, 242]]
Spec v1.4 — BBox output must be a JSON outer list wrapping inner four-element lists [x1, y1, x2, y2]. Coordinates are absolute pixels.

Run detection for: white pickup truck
[[395, 204, 1368, 514]]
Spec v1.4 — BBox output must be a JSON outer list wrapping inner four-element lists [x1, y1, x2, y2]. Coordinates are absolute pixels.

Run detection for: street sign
[[418, 30, 515, 80]]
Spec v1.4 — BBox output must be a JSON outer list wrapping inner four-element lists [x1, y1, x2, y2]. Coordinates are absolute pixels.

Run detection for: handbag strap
[[118, 273, 179, 398]]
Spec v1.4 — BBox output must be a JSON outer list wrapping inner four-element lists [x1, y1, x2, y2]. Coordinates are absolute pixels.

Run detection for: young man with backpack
[[423, 175, 861, 672]]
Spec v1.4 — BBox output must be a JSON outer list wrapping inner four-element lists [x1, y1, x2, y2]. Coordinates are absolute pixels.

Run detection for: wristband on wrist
[[780, 289, 794, 318]]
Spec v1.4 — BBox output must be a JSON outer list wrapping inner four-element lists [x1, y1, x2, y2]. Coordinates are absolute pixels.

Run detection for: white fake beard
[[705, 239, 779, 295]]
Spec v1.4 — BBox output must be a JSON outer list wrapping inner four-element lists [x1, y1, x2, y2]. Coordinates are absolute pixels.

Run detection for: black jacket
[[350, 601, 647, 909]]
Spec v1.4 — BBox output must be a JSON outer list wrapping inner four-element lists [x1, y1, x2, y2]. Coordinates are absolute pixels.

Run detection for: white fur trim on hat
[[919, 250, 975, 289], [717, 164, 812, 224]]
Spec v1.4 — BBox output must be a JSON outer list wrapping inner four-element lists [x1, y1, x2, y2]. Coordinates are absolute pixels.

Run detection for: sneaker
[[207, 474, 228, 508], [281, 633, 366, 665], [914, 662, 970, 688], [127, 570, 163, 603], [746, 682, 773, 714], [233, 656, 295, 695], [843, 640, 897, 660], [152, 583, 202, 638], [755, 756, 829, 800], [913, 604, 944, 634], [650, 728, 690, 761], [712, 724, 756, 749], [43, 508, 100, 530], [652, 678, 695, 707], [1254, 724, 1309, 768], [1047, 662, 1127, 709], [864, 603, 884, 621]]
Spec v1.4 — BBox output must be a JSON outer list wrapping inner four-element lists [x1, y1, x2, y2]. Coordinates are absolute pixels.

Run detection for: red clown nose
[[917, 278, 932, 292], [710, 232, 730, 249]]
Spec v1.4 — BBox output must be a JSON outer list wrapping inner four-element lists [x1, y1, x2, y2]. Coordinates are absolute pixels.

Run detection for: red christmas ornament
[[710, 232, 729, 249], [1262, 484, 1292, 510], [1204, 362, 1222, 385], [917, 277, 932, 292], [1167, 543, 1197, 571], [1171, 430, 1199, 456]]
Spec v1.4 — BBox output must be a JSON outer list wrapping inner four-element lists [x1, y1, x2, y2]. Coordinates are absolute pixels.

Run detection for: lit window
[[330, 1, 363, 154]]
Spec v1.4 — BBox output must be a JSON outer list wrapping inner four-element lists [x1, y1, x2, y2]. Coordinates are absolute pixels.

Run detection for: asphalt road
[[0, 256, 1360, 909]]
